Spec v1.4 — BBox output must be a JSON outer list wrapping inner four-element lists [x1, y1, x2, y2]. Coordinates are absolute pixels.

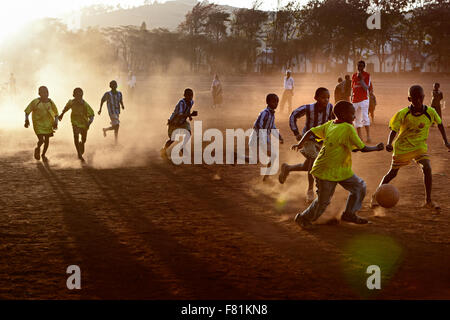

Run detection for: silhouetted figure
[[211, 74, 222, 109], [334, 77, 344, 103], [58, 88, 94, 162], [24, 86, 59, 161], [279, 70, 294, 113], [431, 82, 443, 120]]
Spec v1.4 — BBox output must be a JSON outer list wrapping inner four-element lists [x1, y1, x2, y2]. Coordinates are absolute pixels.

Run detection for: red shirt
[[351, 71, 372, 103]]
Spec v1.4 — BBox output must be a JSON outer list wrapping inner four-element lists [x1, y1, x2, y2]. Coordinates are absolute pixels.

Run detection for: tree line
[[2, 0, 449, 78]]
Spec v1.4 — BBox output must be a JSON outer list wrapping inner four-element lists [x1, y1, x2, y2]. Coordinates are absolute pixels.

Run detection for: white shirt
[[128, 75, 136, 88], [284, 76, 294, 90]]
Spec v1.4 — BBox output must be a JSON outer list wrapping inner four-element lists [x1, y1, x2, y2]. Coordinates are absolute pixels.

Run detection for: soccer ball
[[375, 184, 400, 208]]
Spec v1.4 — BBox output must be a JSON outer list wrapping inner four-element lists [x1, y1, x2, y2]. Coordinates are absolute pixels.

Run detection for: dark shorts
[[168, 122, 191, 139], [37, 133, 53, 139]]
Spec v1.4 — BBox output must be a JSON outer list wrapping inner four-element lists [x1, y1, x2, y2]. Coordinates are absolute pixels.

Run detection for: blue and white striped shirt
[[289, 103, 334, 137], [253, 107, 282, 141], [168, 98, 194, 126], [102, 91, 123, 116]]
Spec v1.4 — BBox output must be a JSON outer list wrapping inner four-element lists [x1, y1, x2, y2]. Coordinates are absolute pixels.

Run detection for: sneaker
[[278, 163, 289, 184], [294, 213, 313, 229], [34, 147, 40, 160], [41, 155, 48, 163], [306, 189, 315, 203], [341, 212, 368, 224], [102, 128, 107, 137], [422, 201, 441, 212]]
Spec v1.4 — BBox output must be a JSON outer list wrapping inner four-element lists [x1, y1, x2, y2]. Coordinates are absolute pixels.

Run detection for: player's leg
[[73, 127, 81, 156], [78, 129, 87, 160], [306, 172, 315, 202], [339, 175, 368, 224], [35, 135, 44, 160], [362, 100, 371, 142], [113, 125, 119, 144], [417, 158, 438, 210], [287, 91, 293, 114], [41, 135, 50, 161], [295, 178, 337, 228], [354, 102, 363, 139]]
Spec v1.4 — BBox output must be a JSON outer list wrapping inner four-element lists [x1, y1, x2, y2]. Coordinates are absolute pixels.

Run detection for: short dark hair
[[333, 101, 354, 119], [345, 74, 350, 79], [314, 87, 329, 99], [73, 87, 83, 96], [409, 85, 424, 97], [358, 60, 365, 67], [338, 77, 343, 82], [266, 93, 279, 104], [434, 82, 440, 87], [109, 80, 117, 87], [38, 86, 48, 94], [184, 88, 193, 96]]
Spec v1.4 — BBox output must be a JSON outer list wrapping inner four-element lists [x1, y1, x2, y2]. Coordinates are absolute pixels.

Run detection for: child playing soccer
[[431, 83, 443, 120], [292, 101, 384, 228], [246, 93, 284, 181], [58, 88, 95, 162], [160, 88, 198, 159], [24, 86, 59, 161], [369, 91, 377, 123], [278, 88, 334, 203], [98, 80, 125, 144], [371, 85, 450, 211]]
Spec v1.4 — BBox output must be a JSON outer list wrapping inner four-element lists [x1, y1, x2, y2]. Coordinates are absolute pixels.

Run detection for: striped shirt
[[253, 107, 282, 141], [289, 103, 334, 137], [102, 91, 123, 116], [168, 98, 194, 126]]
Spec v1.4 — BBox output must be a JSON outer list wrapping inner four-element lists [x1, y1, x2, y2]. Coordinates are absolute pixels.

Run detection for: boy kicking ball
[[58, 88, 95, 162], [24, 86, 59, 162], [292, 101, 384, 229], [371, 85, 450, 212]]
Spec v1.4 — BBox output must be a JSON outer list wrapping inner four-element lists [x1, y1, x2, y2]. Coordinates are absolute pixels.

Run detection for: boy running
[[278, 88, 334, 203], [160, 88, 198, 159], [98, 80, 124, 144], [24, 86, 59, 161], [248, 93, 284, 181], [371, 85, 450, 211], [58, 88, 95, 162], [292, 101, 384, 228]]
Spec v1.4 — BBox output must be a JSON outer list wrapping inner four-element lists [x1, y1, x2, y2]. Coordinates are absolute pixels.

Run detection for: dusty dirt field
[[0, 74, 449, 299]]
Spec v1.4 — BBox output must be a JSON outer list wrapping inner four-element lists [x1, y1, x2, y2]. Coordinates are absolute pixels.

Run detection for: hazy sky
[[0, 0, 300, 42]]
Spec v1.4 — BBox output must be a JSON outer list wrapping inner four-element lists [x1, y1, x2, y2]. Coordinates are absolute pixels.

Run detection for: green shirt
[[63, 99, 95, 129], [24, 98, 58, 135], [389, 106, 441, 156], [310, 121, 365, 182]]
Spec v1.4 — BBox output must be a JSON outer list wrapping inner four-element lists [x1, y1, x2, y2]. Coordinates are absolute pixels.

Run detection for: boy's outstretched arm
[[437, 123, 450, 149], [357, 143, 384, 152], [292, 130, 314, 151]]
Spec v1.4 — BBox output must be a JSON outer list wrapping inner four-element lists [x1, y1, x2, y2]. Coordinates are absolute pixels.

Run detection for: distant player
[[343, 74, 351, 102], [371, 85, 450, 212], [58, 88, 95, 162], [98, 80, 124, 144], [278, 88, 334, 203], [431, 83, 443, 120], [211, 74, 223, 109], [292, 101, 384, 228], [352, 61, 373, 142], [160, 88, 198, 159], [249, 93, 284, 181], [334, 77, 344, 104], [24, 86, 59, 162], [279, 70, 294, 113]]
